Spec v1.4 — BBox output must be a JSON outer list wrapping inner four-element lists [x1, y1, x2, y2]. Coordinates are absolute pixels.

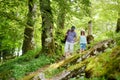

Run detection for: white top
[[80, 36, 87, 44]]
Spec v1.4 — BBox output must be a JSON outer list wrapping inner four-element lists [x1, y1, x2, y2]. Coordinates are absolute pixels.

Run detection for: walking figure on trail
[[64, 26, 77, 58], [79, 30, 87, 53], [64, 29, 70, 43]]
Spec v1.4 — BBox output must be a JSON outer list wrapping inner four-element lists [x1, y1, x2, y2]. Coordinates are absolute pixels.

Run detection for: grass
[[69, 77, 106, 80], [44, 67, 65, 78], [0, 49, 58, 80]]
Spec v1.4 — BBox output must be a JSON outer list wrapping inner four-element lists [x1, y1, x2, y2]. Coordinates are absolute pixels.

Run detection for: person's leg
[[64, 41, 70, 58], [69, 42, 74, 55], [80, 43, 86, 53], [82, 43, 86, 51], [80, 43, 84, 53]]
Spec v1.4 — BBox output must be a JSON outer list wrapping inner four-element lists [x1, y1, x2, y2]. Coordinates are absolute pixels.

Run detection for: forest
[[0, 0, 120, 80]]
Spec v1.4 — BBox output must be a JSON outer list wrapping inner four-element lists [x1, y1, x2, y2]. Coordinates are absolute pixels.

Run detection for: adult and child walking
[[64, 26, 87, 58]]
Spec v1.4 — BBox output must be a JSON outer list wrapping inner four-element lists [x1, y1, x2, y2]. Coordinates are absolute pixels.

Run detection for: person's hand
[[74, 37, 78, 42]]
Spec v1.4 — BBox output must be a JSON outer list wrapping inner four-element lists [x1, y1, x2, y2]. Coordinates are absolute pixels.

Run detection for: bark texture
[[116, 18, 120, 33], [87, 20, 94, 44], [22, 0, 36, 54], [55, 0, 67, 53], [40, 0, 55, 54]]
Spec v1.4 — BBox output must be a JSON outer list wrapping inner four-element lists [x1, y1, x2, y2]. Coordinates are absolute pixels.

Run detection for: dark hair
[[81, 30, 85, 35], [71, 26, 75, 29], [71, 26, 75, 32], [67, 29, 70, 34]]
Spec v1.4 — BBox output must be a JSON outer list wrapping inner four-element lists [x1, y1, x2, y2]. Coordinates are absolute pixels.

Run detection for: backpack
[[62, 29, 70, 43]]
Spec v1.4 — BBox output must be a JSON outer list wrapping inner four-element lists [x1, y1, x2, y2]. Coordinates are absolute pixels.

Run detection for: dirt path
[[22, 65, 49, 80]]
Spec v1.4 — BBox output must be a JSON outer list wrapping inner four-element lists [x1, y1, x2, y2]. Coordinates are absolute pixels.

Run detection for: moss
[[104, 46, 120, 79], [68, 57, 91, 71], [85, 51, 111, 78], [85, 46, 120, 79], [44, 67, 65, 78]]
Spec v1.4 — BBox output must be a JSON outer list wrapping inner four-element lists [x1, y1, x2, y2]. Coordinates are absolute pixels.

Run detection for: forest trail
[[22, 65, 49, 80], [22, 39, 114, 80]]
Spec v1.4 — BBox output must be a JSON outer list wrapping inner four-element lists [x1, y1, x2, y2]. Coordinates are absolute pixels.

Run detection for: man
[[64, 26, 77, 58]]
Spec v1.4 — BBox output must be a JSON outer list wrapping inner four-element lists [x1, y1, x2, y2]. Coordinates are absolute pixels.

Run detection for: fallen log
[[50, 58, 90, 80], [79, 39, 114, 61], [32, 39, 114, 80], [49, 39, 114, 80]]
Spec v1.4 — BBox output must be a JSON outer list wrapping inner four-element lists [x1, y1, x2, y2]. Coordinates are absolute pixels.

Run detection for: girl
[[80, 30, 87, 53]]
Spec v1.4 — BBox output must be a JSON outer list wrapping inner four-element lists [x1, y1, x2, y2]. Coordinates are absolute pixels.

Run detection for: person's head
[[71, 26, 75, 31], [81, 30, 85, 35]]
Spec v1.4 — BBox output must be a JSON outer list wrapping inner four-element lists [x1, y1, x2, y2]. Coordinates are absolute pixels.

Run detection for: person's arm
[[74, 32, 77, 42], [85, 36, 87, 44]]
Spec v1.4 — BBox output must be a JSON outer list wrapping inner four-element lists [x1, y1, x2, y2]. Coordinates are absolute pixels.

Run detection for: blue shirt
[[80, 36, 87, 44], [66, 31, 76, 43]]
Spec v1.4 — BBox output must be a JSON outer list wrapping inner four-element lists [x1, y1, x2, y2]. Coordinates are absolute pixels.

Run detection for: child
[[80, 30, 87, 53]]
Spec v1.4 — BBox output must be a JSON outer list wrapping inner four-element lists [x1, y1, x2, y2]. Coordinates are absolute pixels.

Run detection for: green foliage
[[45, 67, 65, 78], [105, 32, 120, 45], [104, 46, 120, 79], [69, 76, 106, 80], [0, 0, 120, 79], [85, 46, 120, 80], [0, 0, 27, 60], [84, 77, 106, 80], [114, 33, 120, 45], [85, 49, 112, 77], [0, 49, 58, 79]]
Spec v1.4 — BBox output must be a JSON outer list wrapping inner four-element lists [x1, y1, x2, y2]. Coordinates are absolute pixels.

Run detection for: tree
[[81, 0, 94, 44], [0, 0, 27, 60], [22, 0, 36, 54], [56, 0, 67, 29], [39, 0, 55, 54], [116, 13, 120, 32], [116, 0, 120, 33], [53, 0, 69, 54], [87, 20, 94, 44]]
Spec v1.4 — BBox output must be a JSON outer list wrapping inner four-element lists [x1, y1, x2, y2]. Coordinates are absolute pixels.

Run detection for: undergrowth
[[0, 49, 59, 80], [44, 67, 65, 78]]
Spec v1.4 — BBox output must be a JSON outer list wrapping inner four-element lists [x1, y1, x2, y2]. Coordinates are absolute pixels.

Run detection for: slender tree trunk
[[87, 20, 94, 44], [22, 0, 36, 54], [40, 0, 55, 54], [86, 0, 94, 44], [116, 18, 120, 32], [0, 52, 3, 63], [88, 20, 92, 35], [116, 13, 120, 33], [55, 1, 66, 53], [57, 1, 66, 29]]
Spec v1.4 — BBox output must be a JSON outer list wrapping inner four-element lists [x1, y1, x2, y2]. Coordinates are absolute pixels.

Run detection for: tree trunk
[[22, 0, 36, 54], [87, 20, 94, 44], [57, 1, 66, 29], [88, 20, 92, 35], [86, 1, 94, 44], [116, 18, 120, 32], [40, 0, 55, 54], [55, 1, 66, 53], [116, 7, 120, 33]]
